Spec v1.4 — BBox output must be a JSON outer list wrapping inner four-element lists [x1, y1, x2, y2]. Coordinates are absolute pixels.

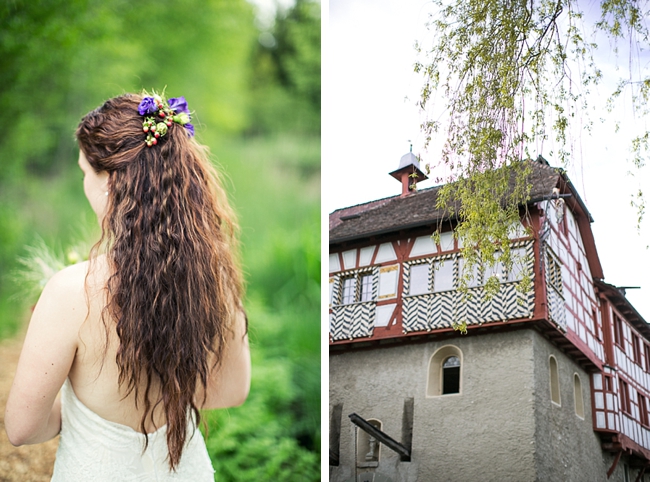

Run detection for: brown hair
[[76, 94, 243, 469]]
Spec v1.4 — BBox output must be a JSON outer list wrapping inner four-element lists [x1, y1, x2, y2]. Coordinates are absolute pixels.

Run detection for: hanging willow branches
[[416, 0, 650, 302]]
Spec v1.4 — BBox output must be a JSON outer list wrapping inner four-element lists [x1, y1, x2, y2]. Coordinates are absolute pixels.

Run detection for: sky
[[324, 0, 650, 321]]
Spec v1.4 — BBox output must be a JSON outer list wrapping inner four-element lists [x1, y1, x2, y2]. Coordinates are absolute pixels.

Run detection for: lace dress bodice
[[51, 379, 215, 481]]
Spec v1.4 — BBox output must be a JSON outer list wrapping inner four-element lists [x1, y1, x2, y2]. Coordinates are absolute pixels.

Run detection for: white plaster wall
[[376, 243, 397, 263], [411, 236, 437, 257]]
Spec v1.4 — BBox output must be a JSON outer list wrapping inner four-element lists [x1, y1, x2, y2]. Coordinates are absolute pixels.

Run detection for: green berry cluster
[[142, 96, 174, 147]]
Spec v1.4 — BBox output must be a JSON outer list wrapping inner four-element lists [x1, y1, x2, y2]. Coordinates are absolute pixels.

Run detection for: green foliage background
[[0, 0, 320, 480]]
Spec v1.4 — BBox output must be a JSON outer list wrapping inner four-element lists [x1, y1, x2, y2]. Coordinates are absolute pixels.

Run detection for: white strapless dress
[[51, 379, 215, 481]]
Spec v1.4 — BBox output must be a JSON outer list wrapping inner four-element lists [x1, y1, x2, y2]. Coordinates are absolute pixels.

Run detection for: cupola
[[389, 147, 428, 197]]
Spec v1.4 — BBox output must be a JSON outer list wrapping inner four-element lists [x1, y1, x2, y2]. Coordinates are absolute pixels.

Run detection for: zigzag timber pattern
[[330, 266, 378, 341], [543, 244, 566, 330], [403, 240, 535, 333], [330, 241, 540, 340]]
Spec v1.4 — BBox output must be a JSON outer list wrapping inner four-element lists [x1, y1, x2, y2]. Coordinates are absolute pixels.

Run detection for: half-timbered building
[[329, 154, 650, 482]]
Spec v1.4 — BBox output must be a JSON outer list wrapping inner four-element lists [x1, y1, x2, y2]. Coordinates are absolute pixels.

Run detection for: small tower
[[389, 148, 428, 197]]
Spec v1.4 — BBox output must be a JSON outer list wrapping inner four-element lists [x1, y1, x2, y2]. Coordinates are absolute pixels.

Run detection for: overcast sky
[[324, 0, 650, 320]]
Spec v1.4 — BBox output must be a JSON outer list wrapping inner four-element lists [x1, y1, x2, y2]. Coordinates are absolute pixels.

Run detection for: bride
[[4, 93, 250, 480]]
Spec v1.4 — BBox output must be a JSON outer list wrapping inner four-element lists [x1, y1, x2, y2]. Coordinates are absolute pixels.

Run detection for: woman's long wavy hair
[[76, 94, 243, 470]]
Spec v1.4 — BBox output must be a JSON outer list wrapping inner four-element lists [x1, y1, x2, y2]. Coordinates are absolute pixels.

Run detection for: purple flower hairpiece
[[137, 92, 195, 147], [138, 97, 158, 116], [168, 97, 190, 115]]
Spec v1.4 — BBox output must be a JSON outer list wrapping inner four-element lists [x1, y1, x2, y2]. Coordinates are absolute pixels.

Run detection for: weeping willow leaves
[[436, 162, 533, 291], [432, 161, 533, 328], [416, 0, 650, 316]]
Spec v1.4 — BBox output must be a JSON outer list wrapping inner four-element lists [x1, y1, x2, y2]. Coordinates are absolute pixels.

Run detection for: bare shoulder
[[35, 259, 104, 330], [46, 260, 88, 291], [44, 256, 108, 301], [16, 259, 98, 378]]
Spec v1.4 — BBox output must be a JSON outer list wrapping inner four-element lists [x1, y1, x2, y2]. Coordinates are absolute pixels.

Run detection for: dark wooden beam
[[634, 466, 646, 482], [329, 449, 339, 466], [602, 442, 623, 452], [607, 450, 623, 478], [349, 413, 411, 460]]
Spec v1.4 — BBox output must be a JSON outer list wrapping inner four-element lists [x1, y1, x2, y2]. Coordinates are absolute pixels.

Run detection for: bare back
[[6, 253, 249, 447], [67, 256, 167, 432]]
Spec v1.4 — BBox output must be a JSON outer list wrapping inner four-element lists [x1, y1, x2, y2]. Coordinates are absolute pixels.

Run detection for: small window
[[360, 274, 373, 302], [645, 344, 650, 373], [589, 309, 597, 335], [614, 314, 625, 352], [506, 247, 527, 282], [427, 345, 462, 397], [442, 356, 461, 394], [633, 335, 642, 365], [640, 393, 649, 427], [433, 260, 454, 292], [620, 379, 631, 414], [341, 276, 357, 305], [458, 258, 480, 288], [409, 263, 429, 295], [574, 374, 584, 419], [338, 272, 374, 305], [549, 356, 560, 405], [545, 251, 563, 293], [605, 375, 613, 392]]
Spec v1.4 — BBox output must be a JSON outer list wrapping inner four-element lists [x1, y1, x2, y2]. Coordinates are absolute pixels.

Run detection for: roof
[[594, 280, 650, 337], [330, 158, 565, 244]]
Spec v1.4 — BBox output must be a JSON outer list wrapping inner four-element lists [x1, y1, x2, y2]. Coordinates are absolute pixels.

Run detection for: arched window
[[549, 356, 560, 405], [427, 346, 462, 397], [574, 373, 584, 418], [442, 356, 461, 394], [356, 419, 381, 467]]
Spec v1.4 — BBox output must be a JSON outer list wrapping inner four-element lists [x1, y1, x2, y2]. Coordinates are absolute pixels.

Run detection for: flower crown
[[137, 92, 195, 147]]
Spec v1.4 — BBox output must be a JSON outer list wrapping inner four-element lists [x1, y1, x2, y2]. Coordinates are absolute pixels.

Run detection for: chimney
[[388, 148, 428, 197]]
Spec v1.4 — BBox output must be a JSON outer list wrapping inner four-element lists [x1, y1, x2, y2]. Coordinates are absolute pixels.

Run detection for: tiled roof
[[330, 159, 565, 244], [595, 279, 649, 332], [329, 197, 394, 231]]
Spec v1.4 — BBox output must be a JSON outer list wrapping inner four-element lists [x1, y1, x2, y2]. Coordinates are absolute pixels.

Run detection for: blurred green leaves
[[249, 0, 321, 134], [204, 314, 319, 481], [0, 0, 261, 180], [202, 133, 320, 481], [0, 0, 320, 298]]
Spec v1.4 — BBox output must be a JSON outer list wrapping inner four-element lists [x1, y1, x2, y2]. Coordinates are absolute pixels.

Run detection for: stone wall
[[329, 329, 617, 482], [531, 331, 615, 481]]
